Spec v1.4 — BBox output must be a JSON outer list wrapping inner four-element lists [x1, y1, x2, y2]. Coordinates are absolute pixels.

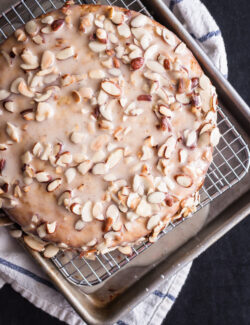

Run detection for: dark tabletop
[[0, 1, 249, 324]]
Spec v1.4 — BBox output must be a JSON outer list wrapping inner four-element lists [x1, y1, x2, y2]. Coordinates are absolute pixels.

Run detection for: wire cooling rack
[[0, 0, 249, 287]]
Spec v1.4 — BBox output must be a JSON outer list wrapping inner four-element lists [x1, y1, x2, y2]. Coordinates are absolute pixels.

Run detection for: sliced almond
[[89, 69, 105, 79], [92, 163, 107, 175], [41, 50, 55, 70], [136, 196, 152, 217], [199, 74, 210, 90], [147, 192, 165, 204], [75, 219, 85, 231], [3, 100, 16, 113], [56, 46, 75, 60], [184, 129, 197, 147], [77, 160, 92, 175], [70, 203, 82, 215], [147, 214, 161, 230], [81, 201, 93, 222], [131, 14, 148, 28], [106, 149, 123, 169], [118, 246, 132, 255], [32, 142, 43, 157], [23, 235, 45, 252], [41, 15, 54, 24], [92, 201, 104, 220], [144, 44, 158, 60], [175, 42, 186, 54], [46, 178, 62, 192], [10, 77, 24, 94], [0, 89, 10, 101], [70, 131, 84, 144], [106, 204, 119, 222], [117, 23, 131, 38], [18, 80, 34, 98], [56, 151, 72, 166], [25, 20, 39, 36], [65, 167, 76, 183], [6, 122, 20, 142], [34, 89, 52, 102], [101, 80, 121, 97], [43, 245, 59, 258], [58, 190, 71, 206], [162, 29, 176, 46], [179, 149, 188, 163], [210, 127, 220, 146], [89, 41, 107, 53], [175, 175, 193, 188], [36, 102, 53, 122], [176, 93, 190, 104], [146, 60, 165, 74], [46, 221, 56, 234], [110, 11, 125, 24]]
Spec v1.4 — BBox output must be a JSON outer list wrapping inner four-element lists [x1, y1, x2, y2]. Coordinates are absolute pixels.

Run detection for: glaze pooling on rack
[[0, 0, 249, 287]]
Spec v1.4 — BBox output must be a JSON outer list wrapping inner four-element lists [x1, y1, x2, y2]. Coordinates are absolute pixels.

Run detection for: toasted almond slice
[[70, 131, 84, 144], [41, 26, 52, 34], [146, 60, 165, 74], [199, 74, 210, 90], [41, 50, 55, 70], [51, 19, 64, 31], [10, 77, 24, 94], [92, 201, 104, 220], [77, 160, 92, 175], [32, 34, 44, 45], [126, 212, 139, 222], [147, 192, 165, 204], [41, 15, 54, 24], [18, 80, 34, 98], [144, 44, 158, 60], [175, 42, 186, 54], [58, 190, 71, 206], [25, 20, 39, 36], [75, 219, 85, 231], [36, 102, 53, 122], [106, 204, 119, 221], [117, 23, 131, 38], [179, 149, 188, 163], [118, 246, 132, 255], [3, 100, 15, 112], [106, 149, 123, 169], [184, 129, 197, 147], [0, 89, 10, 101], [56, 46, 75, 60], [46, 221, 56, 234], [15, 29, 27, 42], [35, 171, 51, 183], [92, 163, 107, 175], [32, 142, 43, 157], [147, 214, 161, 230], [6, 122, 20, 142], [46, 178, 62, 192], [210, 127, 221, 146], [175, 174, 193, 188], [34, 89, 52, 102], [43, 245, 59, 258], [131, 14, 148, 28], [101, 80, 121, 97], [89, 69, 105, 79], [110, 10, 125, 24], [23, 235, 45, 252], [89, 41, 107, 53], [136, 197, 152, 217], [176, 93, 190, 104], [9, 229, 23, 238], [56, 151, 72, 166], [65, 167, 76, 184], [162, 29, 176, 46], [81, 201, 93, 222], [70, 203, 82, 215]]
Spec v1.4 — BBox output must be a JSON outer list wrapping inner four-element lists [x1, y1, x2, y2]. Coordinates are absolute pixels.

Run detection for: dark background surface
[[0, 1, 249, 324]]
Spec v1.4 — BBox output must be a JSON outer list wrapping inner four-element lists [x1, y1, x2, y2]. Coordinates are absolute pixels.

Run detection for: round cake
[[0, 2, 220, 257]]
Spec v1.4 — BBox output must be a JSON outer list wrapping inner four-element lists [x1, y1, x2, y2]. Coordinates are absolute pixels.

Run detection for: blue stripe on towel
[[169, 0, 184, 11], [117, 321, 128, 325], [191, 30, 221, 43], [153, 290, 176, 301], [0, 257, 54, 289]]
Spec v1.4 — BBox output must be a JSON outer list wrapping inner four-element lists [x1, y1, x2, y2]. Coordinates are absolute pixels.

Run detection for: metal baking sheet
[[0, 0, 249, 324]]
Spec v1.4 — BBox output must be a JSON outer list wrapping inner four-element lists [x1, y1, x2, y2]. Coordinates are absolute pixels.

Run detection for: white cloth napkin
[[0, 1, 228, 324]]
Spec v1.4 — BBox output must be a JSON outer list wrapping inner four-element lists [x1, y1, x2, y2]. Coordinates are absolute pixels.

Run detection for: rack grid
[[0, 0, 249, 287]]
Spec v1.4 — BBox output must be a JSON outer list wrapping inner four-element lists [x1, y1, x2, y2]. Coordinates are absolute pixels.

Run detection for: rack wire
[[0, 0, 249, 287]]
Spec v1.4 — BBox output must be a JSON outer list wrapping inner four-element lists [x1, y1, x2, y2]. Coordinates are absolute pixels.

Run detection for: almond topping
[[131, 57, 144, 70], [106, 149, 123, 169], [147, 191, 165, 204], [81, 201, 93, 222], [92, 201, 104, 220], [89, 41, 107, 53], [23, 235, 45, 252], [6, 122, 20, 142], [35, 171, 51, 183], [65, 167, 76, 183], [131, 14, 148, 28], [43, 245, 59, 258], [3, 101, 16, 113], [56, 46, 75, 60], [36, 102, 54, 122], [210, 127, 221, 146], [147, 214, 161, 230], [101, 80, 121, 97], [25, 20, 39, 36], [77, 160, 92, 175], [70, 203, 82, 215], [70, 131, 84, 144], [92, 163, 107, 175], [75, 219, 85, 231], [117, 23, 131, 38], [41, 50, 55, 70], [51, 19, 64, 31], [0, 90, 10, 101], [46, 221, 56, 234], [46, 178, 62, 192], [175, 175, 193, 188]]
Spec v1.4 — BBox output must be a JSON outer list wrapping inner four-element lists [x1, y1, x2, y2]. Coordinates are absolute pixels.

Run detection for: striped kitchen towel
[[0, 1, 227, 324]]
